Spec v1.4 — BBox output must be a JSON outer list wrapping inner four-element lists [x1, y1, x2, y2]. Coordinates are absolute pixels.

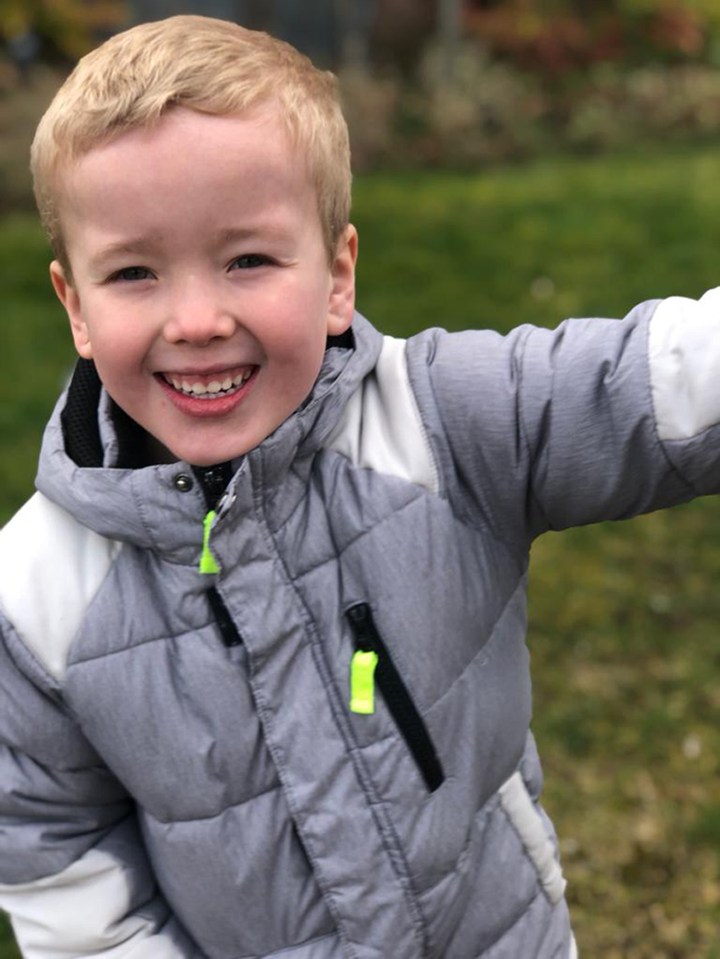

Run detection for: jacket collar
[[35, 314, 383, 557]]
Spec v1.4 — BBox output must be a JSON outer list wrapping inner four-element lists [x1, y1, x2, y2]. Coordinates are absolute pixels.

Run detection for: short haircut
[[31, 15, 352, 273]]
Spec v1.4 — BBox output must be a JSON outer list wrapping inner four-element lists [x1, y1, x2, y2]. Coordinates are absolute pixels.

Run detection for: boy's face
[[50, 107, 357, 466]]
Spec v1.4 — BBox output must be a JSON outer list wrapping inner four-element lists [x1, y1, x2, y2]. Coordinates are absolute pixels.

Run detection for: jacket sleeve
[[0, 612, 198, 958], [412, 288, 720, 541]]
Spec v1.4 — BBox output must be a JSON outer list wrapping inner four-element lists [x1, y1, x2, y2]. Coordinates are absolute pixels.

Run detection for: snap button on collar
[[173, 473, 194, 493]]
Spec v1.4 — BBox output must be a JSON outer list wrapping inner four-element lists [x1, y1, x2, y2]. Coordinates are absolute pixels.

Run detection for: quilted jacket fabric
[[1, 300, 719, 958]]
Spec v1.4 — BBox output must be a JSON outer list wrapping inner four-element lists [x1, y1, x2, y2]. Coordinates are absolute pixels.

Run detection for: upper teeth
[[167, 370, 252, 397]]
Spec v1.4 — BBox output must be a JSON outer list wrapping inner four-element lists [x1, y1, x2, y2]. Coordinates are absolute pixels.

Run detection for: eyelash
[[108, 266, 154, 283], [107, 254, 271, 283], [229, 254, 270, 270]]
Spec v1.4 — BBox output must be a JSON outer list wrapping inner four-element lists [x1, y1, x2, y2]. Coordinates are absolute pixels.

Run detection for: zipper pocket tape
[[346, 602, 445, 793], [207, 587, 243, 647]]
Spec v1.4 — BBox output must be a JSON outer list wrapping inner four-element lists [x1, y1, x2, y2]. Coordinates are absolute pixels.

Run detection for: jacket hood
[[34, 313, 383, 557]]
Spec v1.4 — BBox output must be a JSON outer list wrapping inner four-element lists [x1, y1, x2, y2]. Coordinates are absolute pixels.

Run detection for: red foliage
[[646, 7, 706, 57], [463, 3, 708, 75]]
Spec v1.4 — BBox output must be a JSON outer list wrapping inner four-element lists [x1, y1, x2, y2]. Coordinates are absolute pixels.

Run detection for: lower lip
[[155, 370, 258, 418]]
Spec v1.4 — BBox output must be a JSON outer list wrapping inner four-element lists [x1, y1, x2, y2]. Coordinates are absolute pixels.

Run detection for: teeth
[[166, 370, 252, 397]]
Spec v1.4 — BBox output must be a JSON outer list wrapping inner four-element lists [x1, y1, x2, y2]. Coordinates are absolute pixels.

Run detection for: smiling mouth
[[161, 368, 256, 399]]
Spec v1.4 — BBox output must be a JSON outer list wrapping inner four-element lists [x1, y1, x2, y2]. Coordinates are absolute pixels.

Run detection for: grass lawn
[[2, 144, 720, 956]]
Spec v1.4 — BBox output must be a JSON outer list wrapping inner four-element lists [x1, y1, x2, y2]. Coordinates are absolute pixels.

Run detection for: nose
[[162, 276, 236, 345]]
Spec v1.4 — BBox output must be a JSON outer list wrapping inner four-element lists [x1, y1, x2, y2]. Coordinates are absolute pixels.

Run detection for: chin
[[173, 441, 252, 467]]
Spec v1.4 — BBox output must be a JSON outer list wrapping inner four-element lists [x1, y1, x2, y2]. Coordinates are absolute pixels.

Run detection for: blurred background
[[2, 2, 720, 957], [7, 1, 720, 196]]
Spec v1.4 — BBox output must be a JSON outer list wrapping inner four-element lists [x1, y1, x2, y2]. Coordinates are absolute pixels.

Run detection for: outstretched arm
[[413, 288, 720, 541]]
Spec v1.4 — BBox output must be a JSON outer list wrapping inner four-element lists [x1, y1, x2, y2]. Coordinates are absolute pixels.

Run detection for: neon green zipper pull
[[199, 510, 220, 574], [350, 649, 379, 714]]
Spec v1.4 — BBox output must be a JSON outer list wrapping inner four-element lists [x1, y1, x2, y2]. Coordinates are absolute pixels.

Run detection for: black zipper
[[346, 602, 445, 793], [193, 462, 233, 511], [207, 586, 243, 647]]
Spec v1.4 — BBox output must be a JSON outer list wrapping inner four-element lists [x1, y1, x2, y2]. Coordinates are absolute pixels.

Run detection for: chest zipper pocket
[[346, 602, 445, 793]]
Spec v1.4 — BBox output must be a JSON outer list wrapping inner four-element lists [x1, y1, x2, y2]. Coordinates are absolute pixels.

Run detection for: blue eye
[[111, 266, 153, 282], [230, 254, 269, 270]]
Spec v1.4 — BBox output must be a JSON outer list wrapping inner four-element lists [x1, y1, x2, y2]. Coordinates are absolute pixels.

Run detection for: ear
[[327, 225, 358, 336], [50, 260, 93, 359]]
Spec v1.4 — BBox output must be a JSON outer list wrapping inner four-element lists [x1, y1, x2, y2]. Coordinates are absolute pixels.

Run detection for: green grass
[[2, 144, 720, 956], [0, 917, 17, 959]]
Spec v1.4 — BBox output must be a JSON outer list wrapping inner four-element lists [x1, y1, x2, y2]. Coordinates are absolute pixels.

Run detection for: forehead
[[56, 107, 317, 240], [70, 105, 296, 178]]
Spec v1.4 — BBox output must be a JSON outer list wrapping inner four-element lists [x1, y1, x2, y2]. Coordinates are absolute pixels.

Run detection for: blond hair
[[31, 15, 351, 272]]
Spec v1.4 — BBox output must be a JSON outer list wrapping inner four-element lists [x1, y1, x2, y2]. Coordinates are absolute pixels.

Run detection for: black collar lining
[[61, 328, 356, 470]]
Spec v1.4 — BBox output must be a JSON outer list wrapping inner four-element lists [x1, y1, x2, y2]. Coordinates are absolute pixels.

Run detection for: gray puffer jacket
[[1, 300, 719, 959]]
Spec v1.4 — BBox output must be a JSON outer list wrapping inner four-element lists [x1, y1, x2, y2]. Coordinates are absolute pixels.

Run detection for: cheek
[[267, 328, 326, 404], [80, 297, 147, 354], [88, 325, 149, 381], [264, 297, 329, 362]]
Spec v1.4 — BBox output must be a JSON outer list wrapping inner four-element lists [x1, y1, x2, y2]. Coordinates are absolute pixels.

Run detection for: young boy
[[0, 14, 718, 959]]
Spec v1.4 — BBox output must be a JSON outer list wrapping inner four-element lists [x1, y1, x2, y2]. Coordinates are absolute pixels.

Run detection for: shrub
[[341, 44, 720, 170]]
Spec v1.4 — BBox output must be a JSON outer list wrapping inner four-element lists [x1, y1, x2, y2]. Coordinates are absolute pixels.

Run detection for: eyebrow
[[215, 227, 257, 243], [213, 225, 290, 245], [89, 235, 162, 269], [89, 223, 292, 270]]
